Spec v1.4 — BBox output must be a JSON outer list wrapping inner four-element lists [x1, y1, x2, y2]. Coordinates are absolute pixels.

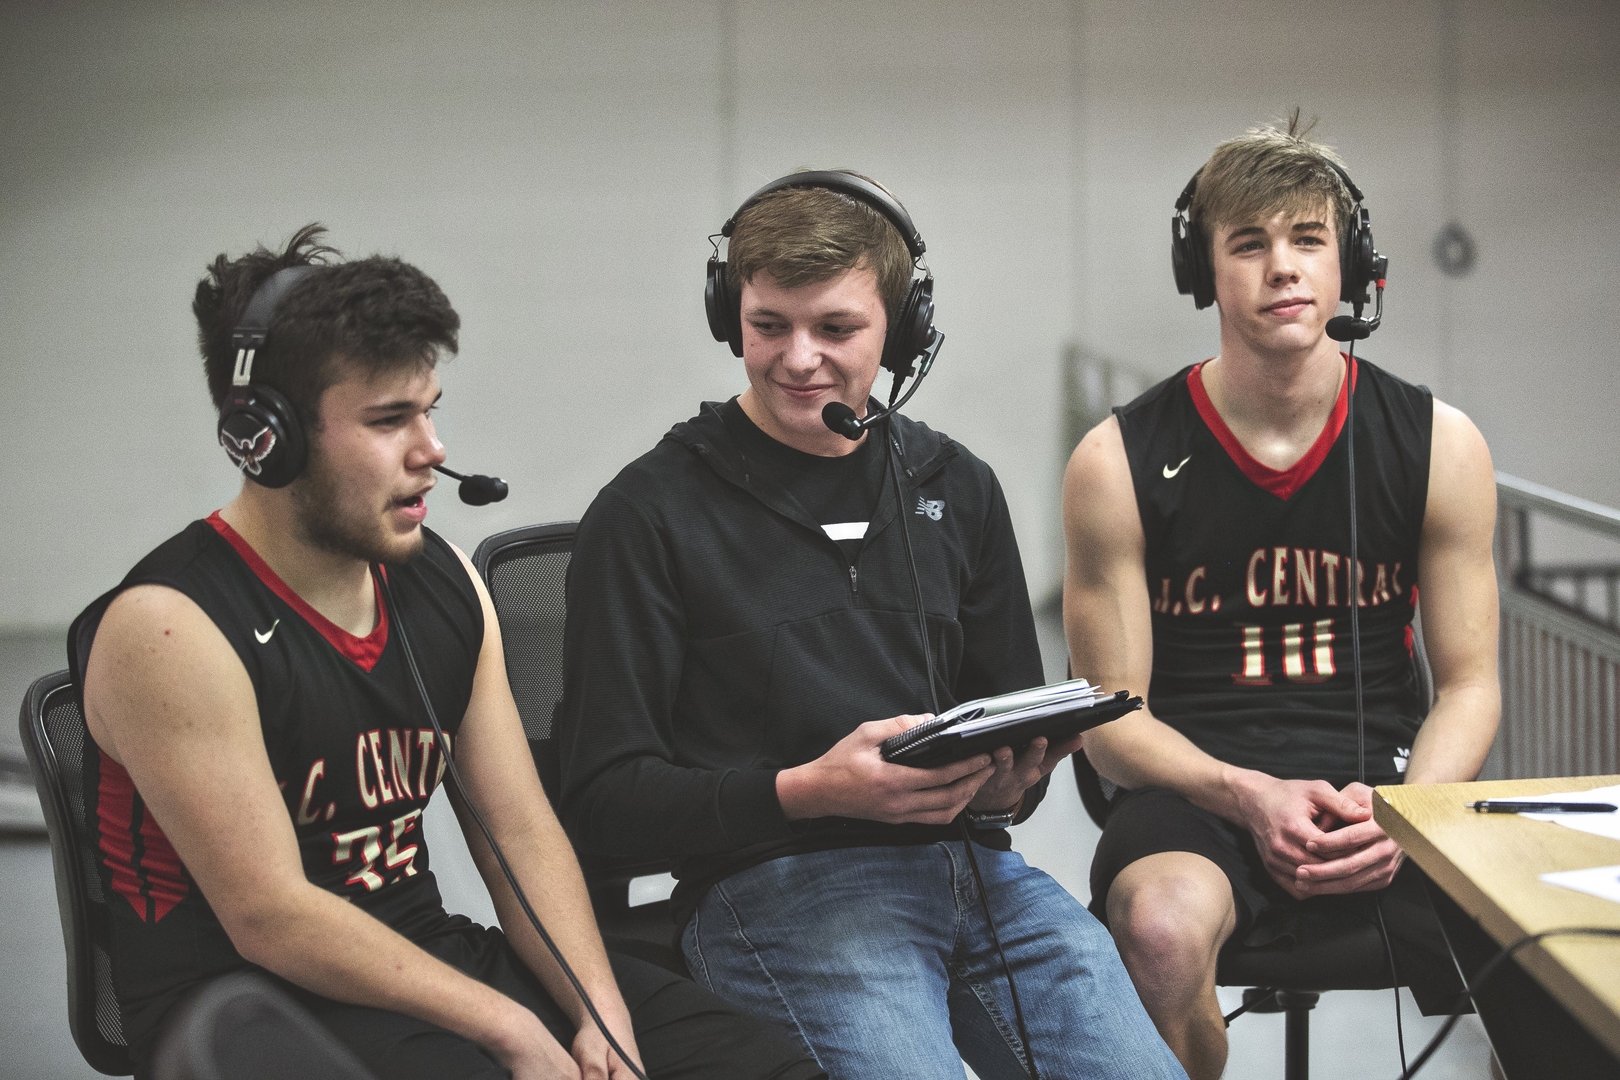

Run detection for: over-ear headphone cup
[[1170, 218, 1216, 310], [218, 385, 306, 488], [705, 257, 744, 358], [881, 278, 934, 376], [1171, 219, 1197, 297], [1339, 207, 1376, 304]]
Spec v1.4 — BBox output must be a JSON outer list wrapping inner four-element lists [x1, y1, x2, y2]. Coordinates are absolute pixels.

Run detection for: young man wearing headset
[[1062, 117, 1501, 1079], [554, 172, 1184, 1080], [71, 226, 821, 1080]]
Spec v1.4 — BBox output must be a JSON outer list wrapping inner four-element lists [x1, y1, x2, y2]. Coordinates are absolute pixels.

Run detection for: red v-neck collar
[[206, 512, 390, 671], [1188, 354, 1357, 501]]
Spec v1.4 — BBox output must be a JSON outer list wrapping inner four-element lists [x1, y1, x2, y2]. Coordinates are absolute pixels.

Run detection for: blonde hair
[[1191, 109, 1354, 248], [725, 171, 913, 319]]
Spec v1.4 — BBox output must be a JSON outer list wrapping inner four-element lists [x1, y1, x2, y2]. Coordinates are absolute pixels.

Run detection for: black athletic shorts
[[246, 916, 821, 1080], [1088, 785, 1466, 1015]]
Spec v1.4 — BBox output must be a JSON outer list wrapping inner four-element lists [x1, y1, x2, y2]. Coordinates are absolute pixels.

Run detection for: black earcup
[[1339, 206, 1376, 305], [1170, 218, 1216, 310], [218, 384, 306, 488], [1171, 219, 1197, 297], [881, 277, 935, 377], [705, 255, 744, 358]]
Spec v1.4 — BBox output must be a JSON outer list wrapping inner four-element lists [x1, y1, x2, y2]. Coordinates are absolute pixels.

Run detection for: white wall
[[2, 0, 1617, 629]]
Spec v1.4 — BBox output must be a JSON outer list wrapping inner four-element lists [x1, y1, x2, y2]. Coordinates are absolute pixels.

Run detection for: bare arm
[[82, 585, 574, 1079], [1063, 417, 1362, 896], [1291, 402, 1500, 891], [445, 546, 642, 1079], [1405, 401, 1501, 782]]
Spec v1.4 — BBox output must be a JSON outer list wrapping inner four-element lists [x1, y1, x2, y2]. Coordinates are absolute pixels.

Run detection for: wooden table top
[[1374, 775, 1620, 1058]]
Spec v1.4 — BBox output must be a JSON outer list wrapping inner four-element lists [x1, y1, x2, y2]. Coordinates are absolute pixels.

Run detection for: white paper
[[1540, 864, 1620, 905], [1521, 783, 1620, 842]]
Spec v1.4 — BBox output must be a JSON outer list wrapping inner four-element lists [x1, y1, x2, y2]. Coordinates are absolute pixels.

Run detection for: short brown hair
[[1191, 109, 1354, 250], [725, 172, 913, 319], [193, 224, 459, 428]]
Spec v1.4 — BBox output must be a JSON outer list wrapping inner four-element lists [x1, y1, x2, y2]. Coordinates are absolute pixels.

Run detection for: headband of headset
[[218, 265, 317, 487], [705, 171, 938, 377], [721, 171, 928, 259], [1171, 158, 1377, 311]]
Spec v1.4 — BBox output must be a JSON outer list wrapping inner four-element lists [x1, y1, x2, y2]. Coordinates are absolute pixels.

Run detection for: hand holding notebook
[[880, 677, 1142, 768]]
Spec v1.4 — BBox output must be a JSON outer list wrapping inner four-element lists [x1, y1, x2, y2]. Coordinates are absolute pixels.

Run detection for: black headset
[[706, 170, 939, 380], [217, 264, 508, 503], [1171, 159, 1382, 313], [218, 265, 318, 488]]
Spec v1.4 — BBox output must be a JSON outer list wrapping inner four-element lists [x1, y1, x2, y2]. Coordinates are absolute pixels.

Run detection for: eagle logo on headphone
[[220, 425, 277, 476]]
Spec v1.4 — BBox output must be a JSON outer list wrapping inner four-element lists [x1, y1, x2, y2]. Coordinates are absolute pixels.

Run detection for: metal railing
[[1059, 345, 1620, 781], [1492, 474, 1620, 779]]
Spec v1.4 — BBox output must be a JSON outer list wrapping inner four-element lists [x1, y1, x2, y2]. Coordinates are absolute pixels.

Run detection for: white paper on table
[[1539, 864, 1620, 905], [1521, 783, 1620, 842]]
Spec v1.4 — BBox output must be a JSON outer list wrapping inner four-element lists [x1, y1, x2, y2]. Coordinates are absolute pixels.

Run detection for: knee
[[1106, 864, 1230, 973]]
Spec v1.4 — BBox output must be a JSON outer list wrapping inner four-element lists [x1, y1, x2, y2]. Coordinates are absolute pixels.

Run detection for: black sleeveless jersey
[[68, 514, 483, 1050], [1115, 357, 1431, 788]]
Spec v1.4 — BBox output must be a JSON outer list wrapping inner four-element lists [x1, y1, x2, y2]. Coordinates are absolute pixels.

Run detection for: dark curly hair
[[193, 224, 460, 428]]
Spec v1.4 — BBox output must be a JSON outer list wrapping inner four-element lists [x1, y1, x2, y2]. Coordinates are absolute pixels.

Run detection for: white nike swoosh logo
[[254, 619, 281, 644], [1162, 455, 1191, 479]]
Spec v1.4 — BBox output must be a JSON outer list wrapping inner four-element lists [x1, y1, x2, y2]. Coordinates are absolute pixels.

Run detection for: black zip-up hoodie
[[555, 399, 1047, 925]]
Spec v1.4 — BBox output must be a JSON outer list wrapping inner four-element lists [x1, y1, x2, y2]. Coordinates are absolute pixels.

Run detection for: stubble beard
[[292, 452, 424, 566]]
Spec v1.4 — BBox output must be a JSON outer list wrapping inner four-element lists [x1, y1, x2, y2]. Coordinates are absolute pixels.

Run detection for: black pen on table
[[1469, 799, 1619, 814]]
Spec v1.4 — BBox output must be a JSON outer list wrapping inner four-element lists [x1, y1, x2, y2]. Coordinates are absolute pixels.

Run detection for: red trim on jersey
[[1188, 355, 1359, 501], [206, 511, 390, 671], [96, 748, 191, 922]]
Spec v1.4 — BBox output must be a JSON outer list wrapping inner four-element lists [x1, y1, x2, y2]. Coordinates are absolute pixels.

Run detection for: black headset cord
[[374, 569, 651, 1080], [884, 419, 1041, 1080], [1395, 926, 1620, 1078], [1345, 340, 1409, 1076]]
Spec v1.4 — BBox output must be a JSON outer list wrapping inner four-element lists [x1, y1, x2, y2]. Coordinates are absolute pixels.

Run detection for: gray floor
[[1, 620, 1497, 1079]]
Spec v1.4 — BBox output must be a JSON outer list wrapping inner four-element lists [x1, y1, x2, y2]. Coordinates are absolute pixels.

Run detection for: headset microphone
[[1326, 256, 1389, 342], [433, 464, 508, 506], [821, 402, 866, 440], [821, 329, 945, 441]]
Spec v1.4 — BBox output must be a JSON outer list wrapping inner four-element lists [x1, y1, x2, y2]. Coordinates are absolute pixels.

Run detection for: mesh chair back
[[19, 670, 133, 1075], [472, 522, 676, 891], [471, 522, 577, 800]]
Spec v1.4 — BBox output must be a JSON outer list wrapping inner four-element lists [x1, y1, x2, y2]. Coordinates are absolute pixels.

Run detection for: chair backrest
[[472, 521, 674, 890], [19, 669, 133, 1075], [471, 522, 578, 803]]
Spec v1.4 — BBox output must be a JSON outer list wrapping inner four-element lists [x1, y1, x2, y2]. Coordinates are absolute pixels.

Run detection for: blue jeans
[[681, 843, 1186, 1080]]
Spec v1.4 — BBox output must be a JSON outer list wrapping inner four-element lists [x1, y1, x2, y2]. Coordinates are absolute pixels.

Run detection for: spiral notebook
[[880, 677, 1143, 768]]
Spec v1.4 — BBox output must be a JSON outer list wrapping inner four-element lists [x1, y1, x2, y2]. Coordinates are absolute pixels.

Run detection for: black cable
[[884, 417, 1039, 1080], [884, 409, 938, 718], [1394, 926, 1620, 1079], [1376, 897, 1408, 1074], [1346, 340, 1365, 792], [956, 816, 1039, 1080], [375, 570, 650, 1080], [1222, 988, 1278, 1027], [1345, 339, 1409, 1072]]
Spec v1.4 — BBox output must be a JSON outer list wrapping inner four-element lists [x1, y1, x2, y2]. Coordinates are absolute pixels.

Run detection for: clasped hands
[[776, 713, 1086, 824], [1234, 775, 1405, 900]]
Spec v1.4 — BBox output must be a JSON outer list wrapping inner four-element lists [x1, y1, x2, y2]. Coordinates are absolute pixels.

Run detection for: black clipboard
[[880, 680, 1142, 769]]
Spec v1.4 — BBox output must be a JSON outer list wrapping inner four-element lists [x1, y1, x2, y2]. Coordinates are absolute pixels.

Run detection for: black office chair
[[472, 522, 687, 975], [19, 670, 133, 1075], [1070, 626, 1436, 1080], [20, 670, 377, 1079]]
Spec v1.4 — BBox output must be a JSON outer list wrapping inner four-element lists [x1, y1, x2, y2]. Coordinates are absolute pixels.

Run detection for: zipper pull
[[849, 565, 859, 598]]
